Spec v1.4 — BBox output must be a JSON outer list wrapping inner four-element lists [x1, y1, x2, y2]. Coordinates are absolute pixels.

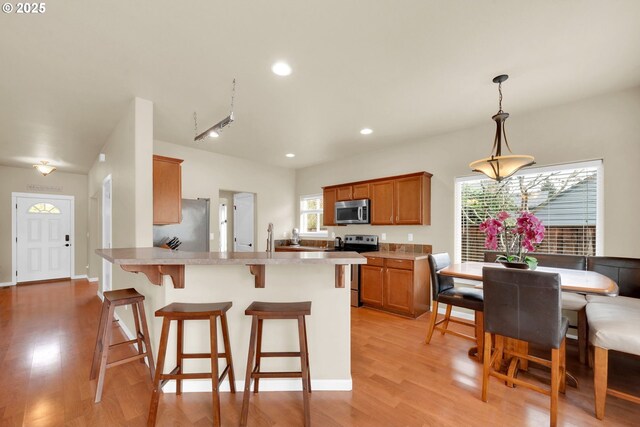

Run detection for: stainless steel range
[[341, 234, 379, 307]]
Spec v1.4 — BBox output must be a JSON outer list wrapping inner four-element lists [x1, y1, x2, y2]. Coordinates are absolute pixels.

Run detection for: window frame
[[454, 159, 604, 263], [299, 193, 328, 237]]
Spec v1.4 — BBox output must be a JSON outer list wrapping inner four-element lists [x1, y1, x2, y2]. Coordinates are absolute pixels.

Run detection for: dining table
[[437, 261, 619, 387]]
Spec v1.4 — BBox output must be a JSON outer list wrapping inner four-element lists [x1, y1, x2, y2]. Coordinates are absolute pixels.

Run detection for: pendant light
[[33, 160, 56, 176], [469, 74, 534, 181]]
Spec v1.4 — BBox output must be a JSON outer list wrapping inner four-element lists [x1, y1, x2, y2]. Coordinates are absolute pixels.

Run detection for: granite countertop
[[361, 251, 430, 261], [96, 247, 366, 265]]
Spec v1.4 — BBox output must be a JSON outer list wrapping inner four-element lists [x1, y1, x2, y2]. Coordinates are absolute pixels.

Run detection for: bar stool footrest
[[106, 352, 148, 369], [259, 351, 301, 357]]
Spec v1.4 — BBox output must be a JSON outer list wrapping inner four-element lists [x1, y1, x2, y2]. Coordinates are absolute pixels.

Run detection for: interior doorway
[[219, 190, 256, 252], [12, 193, 74, 283], [102, 175, 112, 293], [233, 192, 255, 252]]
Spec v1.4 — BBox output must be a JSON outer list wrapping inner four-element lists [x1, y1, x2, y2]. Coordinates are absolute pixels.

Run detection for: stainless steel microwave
[[335, 199, 370, 224]]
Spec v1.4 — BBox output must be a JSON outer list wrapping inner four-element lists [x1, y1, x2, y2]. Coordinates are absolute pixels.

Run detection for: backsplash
[[379, 243, 432, 254], [275, 239, 432, 253], [275, 239, 334, 248]]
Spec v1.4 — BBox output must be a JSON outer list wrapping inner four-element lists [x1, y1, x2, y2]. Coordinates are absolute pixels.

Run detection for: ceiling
[[2, 1, 640, 174]]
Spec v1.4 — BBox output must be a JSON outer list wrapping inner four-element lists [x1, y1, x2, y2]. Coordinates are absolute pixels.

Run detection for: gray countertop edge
[[95, 247, 367, 265]]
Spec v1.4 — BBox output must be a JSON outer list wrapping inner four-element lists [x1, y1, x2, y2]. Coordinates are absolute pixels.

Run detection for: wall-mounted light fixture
[[194, 79, 236, 142], [469, 74, 535, 181], [33, 161, 56, 176]]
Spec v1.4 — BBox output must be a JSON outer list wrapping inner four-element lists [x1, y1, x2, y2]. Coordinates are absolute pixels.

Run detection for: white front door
[[16, 196, 72, 282], [233, 192, 255, 252]]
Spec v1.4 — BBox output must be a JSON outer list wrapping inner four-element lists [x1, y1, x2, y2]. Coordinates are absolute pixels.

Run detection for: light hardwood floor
[[1, 279, 639, 426]]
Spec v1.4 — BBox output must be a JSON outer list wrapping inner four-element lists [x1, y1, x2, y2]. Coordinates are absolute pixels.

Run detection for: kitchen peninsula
[[96, 247, 367, 392]]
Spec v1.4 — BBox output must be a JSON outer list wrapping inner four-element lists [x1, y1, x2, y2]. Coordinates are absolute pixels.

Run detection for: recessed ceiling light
[[360, 128, 373, 135], [209, 130, 220, 138], [272, 62, 292, 76], [285, 153, 295, 158]]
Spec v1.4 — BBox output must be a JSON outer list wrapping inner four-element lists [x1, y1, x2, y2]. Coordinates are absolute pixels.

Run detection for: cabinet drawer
[[386, 258, 413, 270], [365, 257, 385, 267]]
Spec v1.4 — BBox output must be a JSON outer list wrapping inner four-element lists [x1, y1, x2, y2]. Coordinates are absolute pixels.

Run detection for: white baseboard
[[97, 291, 104, 301], [0, 281, 16, 287], [72, 274, 88, 280], [88, 277, 99, 282], [161, 378, 352, 393]]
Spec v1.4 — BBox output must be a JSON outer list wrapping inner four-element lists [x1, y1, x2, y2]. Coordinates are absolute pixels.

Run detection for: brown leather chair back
[[587, 256, 640, 298], [482, 267, 564, 349], [428, 253, 454, 300], [483, 251, 586, 270]]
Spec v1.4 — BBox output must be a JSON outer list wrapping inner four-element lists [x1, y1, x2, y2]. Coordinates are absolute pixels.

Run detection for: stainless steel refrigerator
[[153, 198, 210, 251]]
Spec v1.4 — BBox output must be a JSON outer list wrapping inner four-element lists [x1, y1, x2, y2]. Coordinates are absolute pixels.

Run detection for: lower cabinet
[[361, 255, 430, 318]]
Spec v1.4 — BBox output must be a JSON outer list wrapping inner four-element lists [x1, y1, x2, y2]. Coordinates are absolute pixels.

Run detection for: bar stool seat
[[90, 288, 155, 403], [241, 301, 312, 427], [148, 301, 235, 427]]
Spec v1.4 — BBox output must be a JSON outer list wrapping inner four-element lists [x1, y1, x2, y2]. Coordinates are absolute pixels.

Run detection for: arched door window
[[28, 203, 61, 214]]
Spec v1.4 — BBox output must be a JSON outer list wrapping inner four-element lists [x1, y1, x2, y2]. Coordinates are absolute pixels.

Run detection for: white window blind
[[455, 160, 602, 262], [300, 194, 327, 236]]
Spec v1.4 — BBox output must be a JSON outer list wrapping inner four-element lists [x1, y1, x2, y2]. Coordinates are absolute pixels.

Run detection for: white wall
[[297, 87, 640, 258], [0, 165, 88, 284], [154, 140, 296, 250], [87, 97, 161, 343]]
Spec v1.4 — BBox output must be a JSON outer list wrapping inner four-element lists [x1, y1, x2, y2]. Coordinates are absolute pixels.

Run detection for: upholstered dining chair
[[425, 253, 484, 357], [483, 250, 588, 364], [481, 267, 568, 427]]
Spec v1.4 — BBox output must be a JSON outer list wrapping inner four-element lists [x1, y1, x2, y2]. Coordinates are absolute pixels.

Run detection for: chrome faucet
[[266, 223, 274, 252]]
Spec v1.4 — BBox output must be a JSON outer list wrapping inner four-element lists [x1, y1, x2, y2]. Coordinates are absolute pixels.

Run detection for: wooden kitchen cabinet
[[370, 180, 394, 225], [395, 174, 430, 225], [322, 188, 337, 226], [371, 173, 431, 225], [336, 185, 353, 201], [361, 254, 430, 318], [153, 155, 183, 225], [322, 171, 432, 226], [360, 256, 385, 308], [352, 183, 370, 199]]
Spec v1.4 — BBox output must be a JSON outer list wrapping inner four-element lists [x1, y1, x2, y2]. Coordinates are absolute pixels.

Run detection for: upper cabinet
[[323, 172, 432, 226], [322, 187, 337, 226], [370, 180, 394, 225], [336, 186, 353, 201], [153, 155, 184, 225]]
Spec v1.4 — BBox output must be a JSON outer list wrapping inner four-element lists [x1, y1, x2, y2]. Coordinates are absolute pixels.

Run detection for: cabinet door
[[370, 180, 394, 225], [395, 175, 423, 225], [361, 264, 384, 308], [323, 188, 337, 226], [352, 183, 370, 199], [153, 155, 183, 225], [384, 267, 414, 315], [336, 186, 353, 201]]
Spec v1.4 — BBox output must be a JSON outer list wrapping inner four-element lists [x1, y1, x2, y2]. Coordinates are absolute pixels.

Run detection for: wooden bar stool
[[148, 302, 236, 427], [240, 301, 312, 427], [90, 288, 155, 403]]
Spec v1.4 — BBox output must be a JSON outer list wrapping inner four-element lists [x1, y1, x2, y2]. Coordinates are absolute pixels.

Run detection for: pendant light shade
[[469, 75, 534, 181], [33, 161, 56, 176]]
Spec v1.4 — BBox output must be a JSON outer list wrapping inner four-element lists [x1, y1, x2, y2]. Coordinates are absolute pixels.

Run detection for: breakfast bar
[[95, 247, 367, 393]]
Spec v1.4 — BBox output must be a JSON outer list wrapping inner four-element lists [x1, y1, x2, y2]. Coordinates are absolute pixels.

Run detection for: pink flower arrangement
[[480, 211, 545, 268]]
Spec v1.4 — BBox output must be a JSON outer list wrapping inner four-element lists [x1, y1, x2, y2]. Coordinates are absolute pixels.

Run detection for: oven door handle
[[357, 207, 363, 221]]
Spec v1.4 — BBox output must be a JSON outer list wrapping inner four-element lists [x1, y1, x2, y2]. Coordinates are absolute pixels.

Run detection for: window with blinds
[[455, 160, 602, 262]]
